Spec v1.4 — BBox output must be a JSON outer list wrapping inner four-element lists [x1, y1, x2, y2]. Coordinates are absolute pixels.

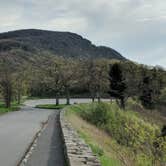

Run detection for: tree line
[[0, 52, 166, 109], [109, 62, 166, 109]]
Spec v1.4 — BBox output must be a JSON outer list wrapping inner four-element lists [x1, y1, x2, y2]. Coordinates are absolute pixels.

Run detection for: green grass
[[35, 104, 67, 109], [78, 130, 122, 166], [100, 155, 122, 166], [0, 102, 20, 114]]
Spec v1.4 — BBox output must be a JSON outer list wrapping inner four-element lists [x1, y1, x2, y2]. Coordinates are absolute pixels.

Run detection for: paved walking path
[[0, 109, 53, 166], [0, 98, 109, 166], [25, 111, 65, 166]]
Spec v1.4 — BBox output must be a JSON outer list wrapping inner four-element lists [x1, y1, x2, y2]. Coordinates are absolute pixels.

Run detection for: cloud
[[0, 0, 166, 67], [0, 15, 21, 27], [46, 17, 88, 32]]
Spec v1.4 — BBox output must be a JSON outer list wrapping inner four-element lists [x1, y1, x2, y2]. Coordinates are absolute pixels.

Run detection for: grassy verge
[[65, 102, 166, 166], [66, 110, 124, 166], [0, 101, 21, 114], [35, 104, 67, 109], [79, 131, 122, 166]]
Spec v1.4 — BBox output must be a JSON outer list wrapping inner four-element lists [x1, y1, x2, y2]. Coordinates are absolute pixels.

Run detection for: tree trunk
[[4, 83, 12, 108], [17, 91, 21, 105], [5, 95, 11, 108], [120, 97, 125, 110], [90, 90, 95, 102], [110, 98, 113, 103], [97, 96, 101, 103], [66, 87, 70, 105], [56, 94, 59, 106], [97, 92, 101, 103]]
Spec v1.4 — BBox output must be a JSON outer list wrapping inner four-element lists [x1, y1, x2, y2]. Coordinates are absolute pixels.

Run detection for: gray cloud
[[0, 0, 166, 67]]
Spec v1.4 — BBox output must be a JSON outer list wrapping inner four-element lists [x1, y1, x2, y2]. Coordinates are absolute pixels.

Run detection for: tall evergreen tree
[[109, 63, 126, 109]]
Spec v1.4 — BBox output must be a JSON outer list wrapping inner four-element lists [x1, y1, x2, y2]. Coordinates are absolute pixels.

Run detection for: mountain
[[0, 29, 125, 60]]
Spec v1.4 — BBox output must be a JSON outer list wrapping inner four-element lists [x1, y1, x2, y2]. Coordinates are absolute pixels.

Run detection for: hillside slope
[[0, 29, 125, 60]]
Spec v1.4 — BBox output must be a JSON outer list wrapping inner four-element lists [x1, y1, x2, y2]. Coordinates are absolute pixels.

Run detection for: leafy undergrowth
[[126, 98, 166, 127], [35, 104, 67, 109], [66, 111, 125, 166], [0, 101, 20, 114], [65, 102, 166, 166]]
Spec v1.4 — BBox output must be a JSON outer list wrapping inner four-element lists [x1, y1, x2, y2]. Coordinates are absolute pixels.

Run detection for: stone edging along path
[[60, 109, 101, 166]]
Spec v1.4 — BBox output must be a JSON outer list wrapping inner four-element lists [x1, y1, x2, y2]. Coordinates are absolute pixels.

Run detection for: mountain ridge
[[0, 29, 125, 60]]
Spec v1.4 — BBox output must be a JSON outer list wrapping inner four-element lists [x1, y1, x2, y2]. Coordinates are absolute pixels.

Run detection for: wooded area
[[0, 51, 166, 111]]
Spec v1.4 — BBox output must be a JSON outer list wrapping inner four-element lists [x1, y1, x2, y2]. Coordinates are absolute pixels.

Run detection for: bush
[[159, 88, 166, 104], [74, 102, 166, 165], [79, 102, 110, 127]]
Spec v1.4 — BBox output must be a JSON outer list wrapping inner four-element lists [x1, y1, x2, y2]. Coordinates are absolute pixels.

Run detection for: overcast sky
[[0, 0, 166, 67]]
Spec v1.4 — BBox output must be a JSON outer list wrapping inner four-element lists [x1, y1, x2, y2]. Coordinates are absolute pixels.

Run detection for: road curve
[[0, 98, 109, 166], [24, 98, 110, 107]]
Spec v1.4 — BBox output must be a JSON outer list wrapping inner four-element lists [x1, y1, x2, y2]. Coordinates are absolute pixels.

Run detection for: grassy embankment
[[0, 101, 21, 114], [35, 104, 67, 109], [65, 100, 166, 166]]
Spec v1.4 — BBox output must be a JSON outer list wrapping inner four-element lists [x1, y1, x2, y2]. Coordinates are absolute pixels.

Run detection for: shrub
[[74, 102, 166, 165], [79, 102, 110, 127], [159, 88, 166, 104]]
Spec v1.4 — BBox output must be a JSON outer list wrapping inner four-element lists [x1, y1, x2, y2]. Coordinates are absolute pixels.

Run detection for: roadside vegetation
[[0, 101, 21, 114], [66, 101, 166, 166], [35, 104, 67, 109]]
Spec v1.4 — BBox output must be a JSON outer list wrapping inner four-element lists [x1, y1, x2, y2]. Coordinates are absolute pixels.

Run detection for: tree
[[0, 53, 16, 108], [122, 62, 141, 99], [94, 59, 109, 102], [45, 58, 64, 105], [151, 68, 164, 103], [139, 72, 154, 109], [13, 64, 29, 104], [141, 78, 153, 108], [161, 125, 166, 137], [109, 63, 126, 109], [139, 67, 164, 109], [83, 59, 109, 102], [86, 59, 97, 102], [61, 58, 78, 105]]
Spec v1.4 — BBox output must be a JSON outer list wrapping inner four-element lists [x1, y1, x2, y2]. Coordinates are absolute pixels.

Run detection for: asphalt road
[[24, 98, 110, 107], [0, 108, 53, 166], [0, 98, 110, 166], [25, 111, 65, 166]]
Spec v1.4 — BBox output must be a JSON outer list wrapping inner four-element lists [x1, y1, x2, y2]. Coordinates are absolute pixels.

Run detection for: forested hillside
[[0, 29, 125, 60]]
